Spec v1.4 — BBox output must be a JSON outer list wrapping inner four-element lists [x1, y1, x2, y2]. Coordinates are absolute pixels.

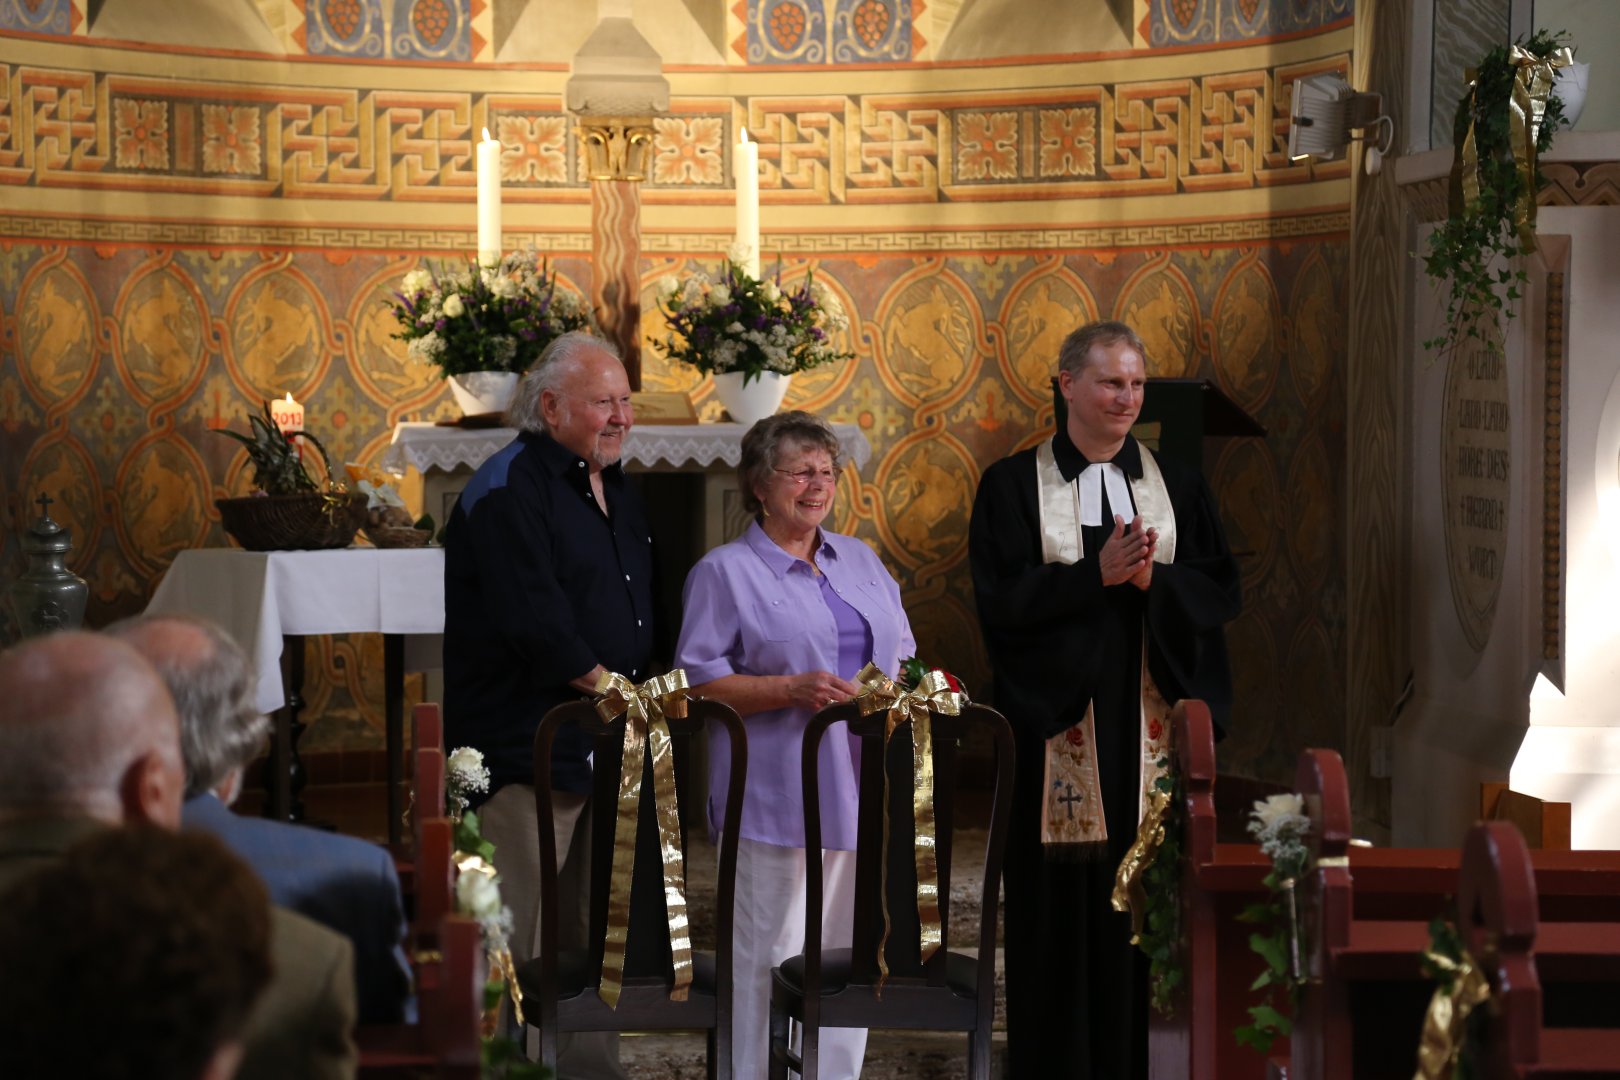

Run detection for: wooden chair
[[357, 913, 485, 1079], [766, 699, 1016, 1080], [514, 697, 748, 1079]]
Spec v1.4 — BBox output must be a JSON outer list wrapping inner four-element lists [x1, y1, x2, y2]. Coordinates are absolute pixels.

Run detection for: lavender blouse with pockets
[[674, 520, 916, 850]]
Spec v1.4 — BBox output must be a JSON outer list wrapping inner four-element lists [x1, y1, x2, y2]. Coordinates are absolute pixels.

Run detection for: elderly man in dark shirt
[[444, 330, 651, 1078]]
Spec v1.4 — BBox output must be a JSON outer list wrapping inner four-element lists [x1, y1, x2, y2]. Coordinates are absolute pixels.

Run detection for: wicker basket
[[364, 525, 432, 549], [216, 493, 367, 551]]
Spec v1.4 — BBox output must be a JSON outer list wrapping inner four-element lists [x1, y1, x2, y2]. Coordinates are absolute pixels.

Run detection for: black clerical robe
[[969, 428, 1240, 1079]]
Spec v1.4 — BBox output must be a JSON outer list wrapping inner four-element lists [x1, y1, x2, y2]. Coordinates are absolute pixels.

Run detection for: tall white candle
[[476, 127, 502, 268], [734, 127, 760, 278]]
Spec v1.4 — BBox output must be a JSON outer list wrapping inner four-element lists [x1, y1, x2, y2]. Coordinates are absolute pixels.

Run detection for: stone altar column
[[566, 5, 668, 391]]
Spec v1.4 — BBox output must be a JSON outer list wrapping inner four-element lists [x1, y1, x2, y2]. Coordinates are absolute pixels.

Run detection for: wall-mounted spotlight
[[1288, 73, 1395, 174]]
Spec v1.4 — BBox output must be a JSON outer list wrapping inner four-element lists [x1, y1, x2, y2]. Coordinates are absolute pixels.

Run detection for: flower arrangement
[[446, 745, 491, 820], [443, 751, 546, 1079], [653, 259, 854, 386], [1126, 758, 1185, 1017], [1421, 30, 1573, 362], [897, 655, 968, 697], [1235, 793, 1313, 1053], [390, 251, 592, 378]]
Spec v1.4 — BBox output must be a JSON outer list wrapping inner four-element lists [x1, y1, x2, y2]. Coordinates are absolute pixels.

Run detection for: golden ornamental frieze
[[0, 58, 1352, 206]]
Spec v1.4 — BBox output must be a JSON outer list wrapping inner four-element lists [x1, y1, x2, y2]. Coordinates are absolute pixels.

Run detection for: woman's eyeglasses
[[773, 467, 837, 486]]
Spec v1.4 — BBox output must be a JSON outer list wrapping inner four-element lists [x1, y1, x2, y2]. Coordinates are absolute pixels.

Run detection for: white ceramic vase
[[712, 371, 791, 427], [1553, 61, 1590, 129], [447, 371, 518, 419]]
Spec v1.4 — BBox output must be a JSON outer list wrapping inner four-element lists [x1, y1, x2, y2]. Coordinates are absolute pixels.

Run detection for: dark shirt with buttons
[[444, 430, 656, 797]]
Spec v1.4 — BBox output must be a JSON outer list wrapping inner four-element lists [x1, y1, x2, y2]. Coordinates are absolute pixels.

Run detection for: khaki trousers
[[480, 783, 626, 1080]]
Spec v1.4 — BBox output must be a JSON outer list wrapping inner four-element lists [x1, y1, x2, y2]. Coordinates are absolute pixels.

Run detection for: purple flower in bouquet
[[653, 260, 854, 386]]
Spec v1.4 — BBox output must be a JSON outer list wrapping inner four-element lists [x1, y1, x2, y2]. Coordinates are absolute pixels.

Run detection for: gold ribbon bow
[[452, 852, 525, 1026], [1110, 787, 1172, 943], [1454, 45, 1573, 252], [853, 662, 965, 990], [1412, 946, 1491, 1080], [592, 669, 693, 1009]]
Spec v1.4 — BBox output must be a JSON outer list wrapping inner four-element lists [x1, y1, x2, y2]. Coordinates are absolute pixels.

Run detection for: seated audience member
[[0, 825, 274, 1080], [0, 631, 359, 1080], [109, 613, 413, 1024]]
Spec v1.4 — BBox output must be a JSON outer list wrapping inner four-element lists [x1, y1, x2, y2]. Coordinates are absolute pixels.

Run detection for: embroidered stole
[[1034, 437, 1176, 851]]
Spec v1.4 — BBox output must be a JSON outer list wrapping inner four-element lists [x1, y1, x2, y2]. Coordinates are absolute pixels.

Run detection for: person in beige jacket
[[0, 631, 358, 1080]]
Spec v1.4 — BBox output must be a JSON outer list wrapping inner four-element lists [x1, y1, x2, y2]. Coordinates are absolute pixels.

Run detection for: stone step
[[619, 1028, 1010, 1079]]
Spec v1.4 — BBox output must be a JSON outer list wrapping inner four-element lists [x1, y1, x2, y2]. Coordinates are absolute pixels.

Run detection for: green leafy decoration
[[1421, 30, 1572, 362], [1129, 759, 1187, 1018]]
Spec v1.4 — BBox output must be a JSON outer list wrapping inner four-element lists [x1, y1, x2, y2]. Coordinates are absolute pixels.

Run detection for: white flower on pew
[[1248, 793, 1310, 866], [455, 863, 506, 927], [446, 746, 490, 819]]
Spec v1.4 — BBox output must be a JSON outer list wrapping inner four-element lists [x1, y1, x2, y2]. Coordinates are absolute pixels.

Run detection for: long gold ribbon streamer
[[592, 669, 693, 1009], [1412, 947, 1491, 1080], [1110, 787, 1172, 943], [453, 852, 525, 1026], [854, 663, 965, 992]]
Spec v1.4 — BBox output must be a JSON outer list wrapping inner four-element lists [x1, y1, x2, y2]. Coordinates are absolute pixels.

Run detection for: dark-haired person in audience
[[109, 612, 413, 1025], [0, 825, 274, 1080], [0, 631, 359, 1080], [675, 410, 916, 1079]]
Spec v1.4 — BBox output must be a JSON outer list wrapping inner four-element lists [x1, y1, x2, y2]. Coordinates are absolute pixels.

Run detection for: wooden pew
[[1481, 782, 1571, 851], [1462, 821, 1620, 1078], [1157, 708, 1620, 1080], [357, 912, 485, 1078], [1149, 701, 1278, 1080], [1290, 752, 1620, 1080]]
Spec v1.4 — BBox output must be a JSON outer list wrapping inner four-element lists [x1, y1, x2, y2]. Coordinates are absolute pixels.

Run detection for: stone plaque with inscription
[[1441, 338, 1511, 652]]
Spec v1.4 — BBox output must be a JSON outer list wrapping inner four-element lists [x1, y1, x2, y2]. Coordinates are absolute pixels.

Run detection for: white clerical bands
[[1077, 461, 1135, 527]]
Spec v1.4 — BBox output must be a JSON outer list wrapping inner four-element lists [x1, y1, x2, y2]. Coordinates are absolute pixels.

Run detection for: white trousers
[[480, 783, 626, 1080], [733, 836, 866, 1080]]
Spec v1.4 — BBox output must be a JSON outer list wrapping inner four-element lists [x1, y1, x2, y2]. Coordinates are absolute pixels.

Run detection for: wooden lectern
[[1052, 376, 1266, 473]]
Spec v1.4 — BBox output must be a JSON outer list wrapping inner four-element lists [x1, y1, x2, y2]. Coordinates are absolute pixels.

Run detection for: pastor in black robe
[[969, 426, 1240, 1079]]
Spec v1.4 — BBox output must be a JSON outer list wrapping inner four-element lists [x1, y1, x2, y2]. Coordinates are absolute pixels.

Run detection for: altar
[[383, 419, 873, 554]]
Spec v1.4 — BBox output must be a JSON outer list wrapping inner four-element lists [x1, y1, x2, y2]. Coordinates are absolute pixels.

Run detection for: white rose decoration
[[762, 280, 781, 304], [402, 269, 432, 295], [711, 284, 732, 306], [657, 274, 680, 297], [455, 868, 503, 921], [442, 293, 466, 318]]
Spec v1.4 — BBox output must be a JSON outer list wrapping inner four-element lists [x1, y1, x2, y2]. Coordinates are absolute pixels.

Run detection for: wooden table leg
[[384, 632, 404, 850], [265, 632, 306, 822]]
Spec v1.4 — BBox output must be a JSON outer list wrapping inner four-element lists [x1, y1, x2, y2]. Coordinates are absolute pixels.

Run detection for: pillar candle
[[734, 127, 760, 278], [270, 392, 304, 436], [477, 127, 502, 268]]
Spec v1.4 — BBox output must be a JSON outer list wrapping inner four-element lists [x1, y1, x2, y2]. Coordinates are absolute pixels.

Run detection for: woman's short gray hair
[[737, 410, 842, 516], [506, 331, 623, 435]]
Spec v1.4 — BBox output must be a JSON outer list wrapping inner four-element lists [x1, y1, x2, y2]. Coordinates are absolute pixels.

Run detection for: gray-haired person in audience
[[108, 612, 414, 1025], [0, 630, 358, 1080]]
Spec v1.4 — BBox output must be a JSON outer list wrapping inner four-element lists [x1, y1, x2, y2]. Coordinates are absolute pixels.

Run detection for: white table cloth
[[382, 420, 873, 475], [146, 547, 444, 715]]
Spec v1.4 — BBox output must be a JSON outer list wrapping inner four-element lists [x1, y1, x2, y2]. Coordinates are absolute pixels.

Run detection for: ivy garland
[[1421, 30, 1572, 362], [1134, 759, 1187, 1017]]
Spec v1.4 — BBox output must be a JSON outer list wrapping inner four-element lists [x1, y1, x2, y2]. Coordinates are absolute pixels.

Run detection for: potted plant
[[1422, 31, 1575, 361], [653, 259, 854, 426], [213, 402, 365, 551], [389, 251, 593, 418]]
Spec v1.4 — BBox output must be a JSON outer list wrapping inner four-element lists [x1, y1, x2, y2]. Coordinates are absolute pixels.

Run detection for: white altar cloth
[[382, 421, 873, 475], [146, 547, 444, 715]]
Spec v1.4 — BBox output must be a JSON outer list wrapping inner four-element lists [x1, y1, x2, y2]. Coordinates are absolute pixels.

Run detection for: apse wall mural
[[0, 2, 1353, 785]]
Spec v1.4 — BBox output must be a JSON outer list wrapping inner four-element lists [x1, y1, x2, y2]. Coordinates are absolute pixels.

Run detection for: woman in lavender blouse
[[675, 411, 915, 1079]]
